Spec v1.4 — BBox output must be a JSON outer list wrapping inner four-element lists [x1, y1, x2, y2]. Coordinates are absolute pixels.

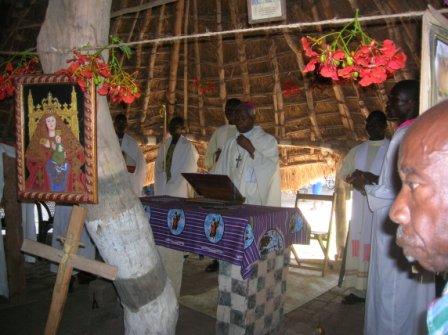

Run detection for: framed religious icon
[[420, 8, 448, 114], [247, 0, 286, 24], [14, 74, 98, 204]]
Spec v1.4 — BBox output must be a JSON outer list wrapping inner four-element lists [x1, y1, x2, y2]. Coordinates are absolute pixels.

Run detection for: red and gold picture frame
[[15, 74, 98, 204]]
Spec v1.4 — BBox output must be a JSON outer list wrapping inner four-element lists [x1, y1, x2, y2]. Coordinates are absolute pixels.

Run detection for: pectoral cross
[[236, 154, 242, 168]]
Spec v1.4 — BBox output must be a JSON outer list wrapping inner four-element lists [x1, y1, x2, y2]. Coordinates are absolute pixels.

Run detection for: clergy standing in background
[[204, 98, 240, 171], [154, 116, 198, 297], [364, 80, 434, 335], [213, 102, 281, 207], [154, 116, 199, 198], [114, 113, 147, 197], [338, 111, 390, 304], [204, 98, 240, 272]]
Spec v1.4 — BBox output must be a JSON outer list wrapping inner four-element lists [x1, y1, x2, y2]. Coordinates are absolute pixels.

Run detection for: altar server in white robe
[[204, 98, 240, 171], [338, 111, 390, 304], [213, 102, 281, 207], [154, 116, 199, 198], [0, 143, 16, 297], [364, 80, 434, 335], [115, 113, 147, 197], [154, 116, 198, 297]]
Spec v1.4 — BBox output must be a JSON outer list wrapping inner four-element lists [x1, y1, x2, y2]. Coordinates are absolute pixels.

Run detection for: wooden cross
[[21, 205, 117, 335]]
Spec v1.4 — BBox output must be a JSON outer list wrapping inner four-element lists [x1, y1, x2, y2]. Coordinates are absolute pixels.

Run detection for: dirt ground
[[0, 257, 364, 334]]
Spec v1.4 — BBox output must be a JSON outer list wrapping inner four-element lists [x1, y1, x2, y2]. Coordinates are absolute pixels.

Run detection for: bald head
[[390, 100, 448, 272]]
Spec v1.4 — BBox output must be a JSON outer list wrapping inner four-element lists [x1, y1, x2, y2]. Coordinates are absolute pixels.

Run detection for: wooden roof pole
[[166, 0, 185, 118], [216, 0, 228, 117], [269, 38, 285, 138], [352, 82, 370, 118], [183, 0, 190, 130], [229, 0, 251, 101], [134, 8, 153, 78], [283, 32, 322, 141], [315, 0, 356, 140], [110, 0, 129, 36], [120, 0, 144, 66], [193, 0, 206, 136], [140, 5, 166, 123]]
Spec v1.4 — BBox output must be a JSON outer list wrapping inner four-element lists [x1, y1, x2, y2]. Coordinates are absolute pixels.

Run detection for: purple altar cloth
[[141, 196, 310, 279]]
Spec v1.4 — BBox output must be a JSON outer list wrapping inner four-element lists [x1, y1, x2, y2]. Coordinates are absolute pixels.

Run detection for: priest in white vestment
[[364, 80, 434, 335], [115, 113, 147, 197], [213, 102, 281, 207], [154, 116, 198, 297], [204, 98, 240, 171], [338, 111, 390, 304]]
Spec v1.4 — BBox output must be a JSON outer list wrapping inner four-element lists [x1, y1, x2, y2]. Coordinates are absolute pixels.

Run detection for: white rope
[[2, 7, 448, 56]]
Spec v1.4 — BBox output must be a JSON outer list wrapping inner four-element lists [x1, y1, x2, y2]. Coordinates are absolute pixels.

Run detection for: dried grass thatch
[[1, 0, 444, 189]]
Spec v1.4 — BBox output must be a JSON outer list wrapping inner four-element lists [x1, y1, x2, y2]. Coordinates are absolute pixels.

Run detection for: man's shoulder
[[253, 126, 277, 142], [214, 124, 235, 134]]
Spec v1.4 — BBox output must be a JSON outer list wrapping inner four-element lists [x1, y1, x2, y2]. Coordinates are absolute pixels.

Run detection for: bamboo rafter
[[216, 0, 227, 118], [229, 0, 251, 101], [193, 0, 206, 136], [140, 4, 166, 123], [166, 0, 185, 117]]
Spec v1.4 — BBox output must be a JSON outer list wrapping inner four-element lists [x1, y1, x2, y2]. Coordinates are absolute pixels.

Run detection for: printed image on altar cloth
[[259, 229, 284, 256], [167, 209, 185, 236], [244, 221, 254, 249], [289, 212, 304, 233], [204, 213, 224, 243], [15, 75, 98, 204]]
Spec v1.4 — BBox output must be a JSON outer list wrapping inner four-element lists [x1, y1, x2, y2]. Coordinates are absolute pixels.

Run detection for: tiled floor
[[0, 260, 364, 334]]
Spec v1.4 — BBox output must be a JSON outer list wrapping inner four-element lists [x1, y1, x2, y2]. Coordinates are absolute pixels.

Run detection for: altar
[[141, 196, 310, 334]]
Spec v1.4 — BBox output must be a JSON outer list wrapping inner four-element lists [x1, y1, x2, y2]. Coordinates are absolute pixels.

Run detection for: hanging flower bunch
[[193, 77, 216, 95], [301, 11, 407, 87], [0, 53, 39, 101], [58, 36, 140, 104], [282, 80, 301, 97]]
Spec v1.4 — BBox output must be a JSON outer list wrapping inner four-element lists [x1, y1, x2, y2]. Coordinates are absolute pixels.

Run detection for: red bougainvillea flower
[[304, 58, 318, 73], [0, 56, 40, 101], [337, 65, 359, 79], [320, 63, 339, 81], [59, 41, 141, 105], [359, 66, 387, 87], [387, 52, 407, 71], [301, 37, 318, 58]]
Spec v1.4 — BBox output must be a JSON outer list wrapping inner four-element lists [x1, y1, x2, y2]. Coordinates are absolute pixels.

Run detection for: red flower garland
[[301, 12, 407, 87], [57, 37, 140, 105], [0, 56, 39, 100]]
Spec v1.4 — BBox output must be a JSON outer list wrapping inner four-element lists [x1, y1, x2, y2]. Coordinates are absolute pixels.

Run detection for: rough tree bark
[[36, 1, 178, 334]]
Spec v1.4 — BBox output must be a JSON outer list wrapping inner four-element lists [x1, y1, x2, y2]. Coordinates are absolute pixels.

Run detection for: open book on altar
[[181, 173, 245, 205]]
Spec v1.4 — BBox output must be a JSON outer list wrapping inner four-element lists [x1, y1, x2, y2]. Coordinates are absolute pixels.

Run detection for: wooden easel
[[21, 205, 118, 335]]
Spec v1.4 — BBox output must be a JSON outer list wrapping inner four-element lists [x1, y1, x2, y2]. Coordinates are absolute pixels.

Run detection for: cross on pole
[[21, 205, 117, 335]]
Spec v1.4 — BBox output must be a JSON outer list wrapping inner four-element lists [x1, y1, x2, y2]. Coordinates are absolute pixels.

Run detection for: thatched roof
[[0, 0, 444, 189]]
